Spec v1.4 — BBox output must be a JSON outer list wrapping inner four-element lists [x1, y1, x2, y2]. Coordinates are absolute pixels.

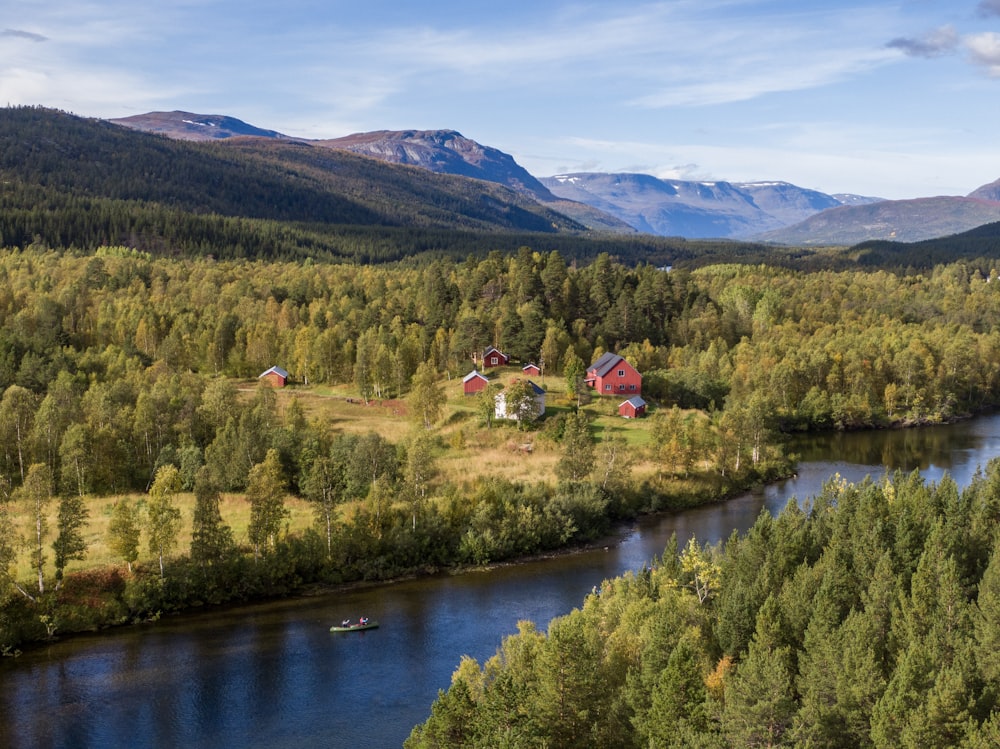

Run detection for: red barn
[[463, 370, 490, 395], [586, 353, 642, 396], [481, 346, 510, 368], [619, 396, 647, 419], [258, 365, 289, 388]]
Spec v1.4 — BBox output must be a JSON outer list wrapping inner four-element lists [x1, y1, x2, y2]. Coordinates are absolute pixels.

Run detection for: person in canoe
[[359, 616, 369, 626], [341, 619, 350, 627]]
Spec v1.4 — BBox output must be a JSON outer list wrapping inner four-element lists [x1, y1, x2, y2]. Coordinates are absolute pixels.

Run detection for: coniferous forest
[[5, 106, 1000, 745], [407, 466, 1000, 748]]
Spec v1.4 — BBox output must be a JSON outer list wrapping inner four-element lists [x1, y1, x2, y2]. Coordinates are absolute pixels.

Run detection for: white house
[[494, 380, 546, 421]]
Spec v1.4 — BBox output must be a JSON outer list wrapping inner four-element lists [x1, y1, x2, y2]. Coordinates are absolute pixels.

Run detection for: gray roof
[[621, 396, 647, 408], [259, 365, 288, 379], [588, 352, 624, 377]]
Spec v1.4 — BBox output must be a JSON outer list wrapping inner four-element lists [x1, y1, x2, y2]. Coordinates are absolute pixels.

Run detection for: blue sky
[[3, 0, 1000, 199]]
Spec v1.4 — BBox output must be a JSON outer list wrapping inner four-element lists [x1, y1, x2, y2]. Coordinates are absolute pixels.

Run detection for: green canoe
[[330, 620, 379, 632]]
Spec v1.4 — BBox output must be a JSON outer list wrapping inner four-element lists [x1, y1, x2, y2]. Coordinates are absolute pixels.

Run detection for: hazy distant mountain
[[758, 195, 1000, 245], [539, 173, 876, 239]]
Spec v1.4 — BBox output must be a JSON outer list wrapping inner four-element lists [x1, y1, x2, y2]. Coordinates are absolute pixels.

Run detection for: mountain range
[[110, 110, 1000, 244]]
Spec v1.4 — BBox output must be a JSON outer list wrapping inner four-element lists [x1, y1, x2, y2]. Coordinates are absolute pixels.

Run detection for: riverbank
[[2, 458, 793, 655]]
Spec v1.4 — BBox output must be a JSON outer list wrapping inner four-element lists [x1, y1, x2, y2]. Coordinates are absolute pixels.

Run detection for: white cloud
[[964, 32, 1000, 76]]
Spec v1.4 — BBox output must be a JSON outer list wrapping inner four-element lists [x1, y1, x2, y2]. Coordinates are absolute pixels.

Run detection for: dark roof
[[588, 352, 624, 377], [527, 380, 545, 395]]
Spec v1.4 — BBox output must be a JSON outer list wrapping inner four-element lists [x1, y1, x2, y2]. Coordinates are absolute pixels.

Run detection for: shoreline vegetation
[[406, 460, 1000, 748], [5, 247, 1000, 655]]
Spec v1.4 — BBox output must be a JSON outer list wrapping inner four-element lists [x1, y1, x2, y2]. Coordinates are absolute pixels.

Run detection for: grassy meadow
[[10, 366, 666, 581]]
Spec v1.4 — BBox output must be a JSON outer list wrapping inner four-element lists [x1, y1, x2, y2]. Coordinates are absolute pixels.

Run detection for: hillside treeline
[[1, 247, 999, 451], [407, 465, 1000, 748]]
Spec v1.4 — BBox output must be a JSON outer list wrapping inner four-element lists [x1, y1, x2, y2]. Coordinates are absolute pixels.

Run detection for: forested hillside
[[8, 107, 1000, 270], [0, 107, 688, 263], [3, 245, 1000, 652], [407, 466, 1000, 747]]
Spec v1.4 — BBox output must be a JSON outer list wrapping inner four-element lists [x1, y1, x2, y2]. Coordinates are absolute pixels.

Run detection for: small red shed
[[586, 353, 642, 396], [522, 362, 541, 376], [619, 396, 647, 419], [258, 365, 289, 388], [463, 369, 489, 395], [482, 346, 510, 368]]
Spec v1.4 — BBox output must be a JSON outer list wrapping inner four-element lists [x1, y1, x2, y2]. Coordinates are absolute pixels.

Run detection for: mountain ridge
[[78, 108, 1000, 245]]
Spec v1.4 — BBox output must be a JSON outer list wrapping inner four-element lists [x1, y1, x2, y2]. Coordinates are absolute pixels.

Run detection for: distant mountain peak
[[110, 110, 289, 141], [316, 128, 555, 201]]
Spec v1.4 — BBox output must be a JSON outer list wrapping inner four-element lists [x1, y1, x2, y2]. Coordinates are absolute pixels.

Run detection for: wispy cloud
[[632, 46, 897, 108], [341, 4, 905, 111], [978, 0, 1000, 18], [886, 25, 960, 58], [1, 29, 48, 42]]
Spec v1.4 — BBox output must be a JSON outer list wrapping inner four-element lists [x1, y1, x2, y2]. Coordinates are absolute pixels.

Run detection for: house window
[[618, 369, 625, 377], [629, 384, 636, 390], [619, 384, 625, 390], [605, 384, 611, 391]]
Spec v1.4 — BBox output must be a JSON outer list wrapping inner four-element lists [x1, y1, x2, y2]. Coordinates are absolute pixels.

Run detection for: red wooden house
[[463, 369, 490, 395], [586, 353, 642, 396], [258, 365, 289, 388], [481, 346, 510, 368], [619, 396, 647, 419], [522, 362, 541, 376]]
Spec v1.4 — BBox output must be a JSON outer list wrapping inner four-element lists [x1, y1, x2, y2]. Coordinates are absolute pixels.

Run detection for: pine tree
[[189, 466, 234, 567], [53, 493, 88, 588]]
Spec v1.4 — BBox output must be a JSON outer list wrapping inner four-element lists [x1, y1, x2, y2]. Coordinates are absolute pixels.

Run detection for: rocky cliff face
[[316, 129, 557, 201]]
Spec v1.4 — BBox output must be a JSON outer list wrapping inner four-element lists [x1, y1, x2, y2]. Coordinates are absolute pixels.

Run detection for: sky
[[3, 1, 1000, 200]]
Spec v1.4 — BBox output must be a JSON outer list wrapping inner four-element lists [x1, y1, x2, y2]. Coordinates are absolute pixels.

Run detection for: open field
[[10, 367, 665, 579]]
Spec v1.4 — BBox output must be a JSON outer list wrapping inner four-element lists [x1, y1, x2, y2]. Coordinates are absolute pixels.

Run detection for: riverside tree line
[[407, 465, 1000, 748], [2, 246, 1000, 649]]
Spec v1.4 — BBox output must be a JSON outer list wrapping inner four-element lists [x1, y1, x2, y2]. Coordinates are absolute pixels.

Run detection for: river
[[3, 414, 1000, 748]]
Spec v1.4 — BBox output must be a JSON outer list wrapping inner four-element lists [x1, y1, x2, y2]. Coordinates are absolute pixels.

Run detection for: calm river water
[[4, 414, 1000, 748]]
